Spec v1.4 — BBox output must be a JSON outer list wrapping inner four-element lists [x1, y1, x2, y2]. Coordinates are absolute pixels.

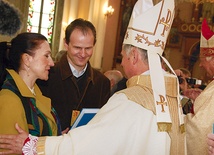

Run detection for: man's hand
[[207, 133, 214, 155], [62, 127, 69, 134], [0, 123, 28, 154], [183, 88, 202, 101]]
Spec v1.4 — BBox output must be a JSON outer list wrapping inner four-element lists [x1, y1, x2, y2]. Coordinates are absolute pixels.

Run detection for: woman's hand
[[0, 123, 28, 154]]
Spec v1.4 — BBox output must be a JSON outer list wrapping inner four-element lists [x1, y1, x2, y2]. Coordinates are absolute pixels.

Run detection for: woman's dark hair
[[0, 32, 47, 88], [65, 18, 97, 45], [0, 41, 10, 88]]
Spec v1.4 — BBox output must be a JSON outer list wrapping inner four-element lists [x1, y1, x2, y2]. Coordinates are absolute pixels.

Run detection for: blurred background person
[[114, 77, 128, 92], [54, 50, 67, 62], [186, 18, 214, 155], [104, 69, 123, 95], [175, 67, 202, 114], [175, 67, 191, 94]]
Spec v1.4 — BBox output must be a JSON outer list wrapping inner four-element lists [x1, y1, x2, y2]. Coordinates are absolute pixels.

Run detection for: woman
[[0, 32, 61, 136]]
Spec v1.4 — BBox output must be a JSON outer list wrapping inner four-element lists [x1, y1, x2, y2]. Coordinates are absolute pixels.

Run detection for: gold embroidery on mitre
[[130, 6, 173, 50], [156, 95, 167, 112], [135, 34, 143, 43], [134, 33, 164, 49], [159, 9, 173, 37]]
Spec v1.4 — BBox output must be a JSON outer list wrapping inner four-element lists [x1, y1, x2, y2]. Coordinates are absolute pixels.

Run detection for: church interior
[[1, 0, 214, 85]]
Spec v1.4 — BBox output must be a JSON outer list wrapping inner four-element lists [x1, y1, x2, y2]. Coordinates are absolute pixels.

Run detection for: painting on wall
[[166, 26, 182, 48], [113, 0, 137, 67]]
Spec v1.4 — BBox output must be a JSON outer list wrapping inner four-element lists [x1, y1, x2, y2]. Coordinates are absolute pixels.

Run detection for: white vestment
[[186, 80, 214, 155], [37, 75, 185, 155]]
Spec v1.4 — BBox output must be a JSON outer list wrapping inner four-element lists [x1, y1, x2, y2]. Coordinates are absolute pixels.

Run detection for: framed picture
[[166, 26, 182, 48], [113, 0, 137, 67]]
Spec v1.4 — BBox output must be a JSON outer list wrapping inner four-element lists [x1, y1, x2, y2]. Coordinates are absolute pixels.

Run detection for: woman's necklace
[[28, 86, 36, 96]]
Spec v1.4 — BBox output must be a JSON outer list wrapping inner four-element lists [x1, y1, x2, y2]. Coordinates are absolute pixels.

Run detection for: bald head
[[104, 70, 123, 89]]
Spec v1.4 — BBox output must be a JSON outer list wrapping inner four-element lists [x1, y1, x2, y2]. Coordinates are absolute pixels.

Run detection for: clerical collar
[[142, 69, 167, 75], [142, 70, 150, 75], [69, 62, 88, 78]]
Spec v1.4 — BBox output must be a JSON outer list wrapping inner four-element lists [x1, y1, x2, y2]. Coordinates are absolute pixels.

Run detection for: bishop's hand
[[0, 123, 28, 155]]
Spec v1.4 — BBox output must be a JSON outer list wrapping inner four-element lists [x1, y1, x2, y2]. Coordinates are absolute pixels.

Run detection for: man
[[38, 18, 111, 130], [186, 18, 214, 155], [104, 69, 123, 95], [175, 68, 196, 115], [0, 0, 185, 154]]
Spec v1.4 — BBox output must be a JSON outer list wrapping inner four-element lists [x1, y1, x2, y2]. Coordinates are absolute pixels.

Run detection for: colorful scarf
[[2, 73, 61, 136]]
